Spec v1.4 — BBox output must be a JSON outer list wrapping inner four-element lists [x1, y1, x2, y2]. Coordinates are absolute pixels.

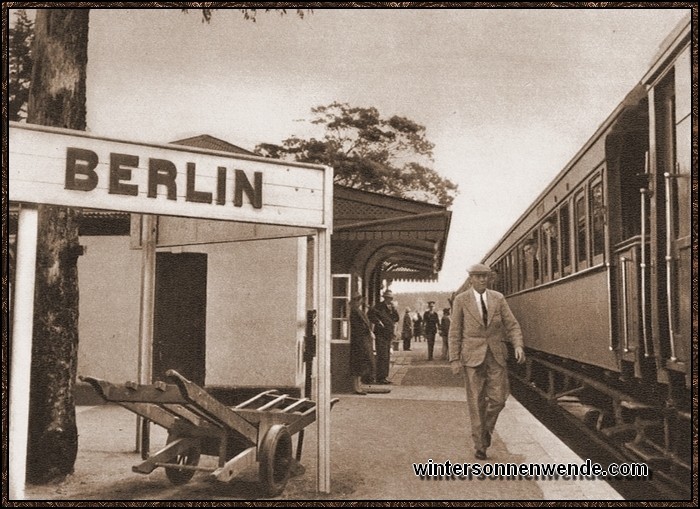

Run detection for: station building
[[10, 134, 451, 399]]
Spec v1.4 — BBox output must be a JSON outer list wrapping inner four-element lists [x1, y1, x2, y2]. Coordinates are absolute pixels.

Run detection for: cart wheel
[[259, 424, 293, 497], [164, 432, 201, 486]]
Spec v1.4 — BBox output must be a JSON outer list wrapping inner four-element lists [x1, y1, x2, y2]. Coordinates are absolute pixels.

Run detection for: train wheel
[[258, 424, 293, 497], [164, 432, 201, 485]]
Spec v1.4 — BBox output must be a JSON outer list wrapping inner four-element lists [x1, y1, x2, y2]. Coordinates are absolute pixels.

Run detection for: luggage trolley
[[81, 370, 338, 496]]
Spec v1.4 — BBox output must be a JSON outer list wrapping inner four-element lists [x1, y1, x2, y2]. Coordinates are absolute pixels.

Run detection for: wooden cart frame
[[81, 370, 338, 497]]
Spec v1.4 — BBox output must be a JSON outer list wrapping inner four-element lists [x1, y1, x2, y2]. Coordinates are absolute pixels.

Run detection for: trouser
[[375, 336, 391, 381], [441, 335, 449, 360], [463, 347, 509, 451], [403, 336, 412, 350], [426, 331, 436, 360]]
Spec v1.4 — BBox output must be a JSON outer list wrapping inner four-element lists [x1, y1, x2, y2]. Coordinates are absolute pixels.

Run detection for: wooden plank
[[211, 446, 257, 483], [8, 205, 38, 500], [132, 437, 199, 475], [233, 390, 279, 409], [167, 371, 258, 443], [256, 394, 290, 411]]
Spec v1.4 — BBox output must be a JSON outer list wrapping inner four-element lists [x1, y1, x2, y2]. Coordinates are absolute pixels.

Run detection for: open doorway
[[153, 252, 207, 386]]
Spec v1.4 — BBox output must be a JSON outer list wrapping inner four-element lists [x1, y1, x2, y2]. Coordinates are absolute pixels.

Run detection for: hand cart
[[80, 370, 339, 497]]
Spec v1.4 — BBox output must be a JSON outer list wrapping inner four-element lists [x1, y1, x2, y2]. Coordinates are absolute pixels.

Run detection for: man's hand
[[514, 346, 526, 364], [450, 361, 462, 375]]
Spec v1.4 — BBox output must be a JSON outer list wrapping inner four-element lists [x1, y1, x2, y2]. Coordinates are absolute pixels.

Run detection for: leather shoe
[[354, 390, 367, 395], [475, 449, 487, 460], [377, 379, 392, 385]]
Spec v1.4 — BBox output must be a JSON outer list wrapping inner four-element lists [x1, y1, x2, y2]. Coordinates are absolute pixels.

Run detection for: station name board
[[65, 147, 262, 209], [9, 123, 328, 228]]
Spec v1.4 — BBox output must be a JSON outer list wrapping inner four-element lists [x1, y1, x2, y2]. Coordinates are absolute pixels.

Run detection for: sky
[[16, 6, 692, 292]]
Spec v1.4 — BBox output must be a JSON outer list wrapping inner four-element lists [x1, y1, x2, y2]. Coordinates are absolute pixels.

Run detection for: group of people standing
[[349, 289, 399, 394], [400, 302, 451, 361], [349, 290, 454, 394]]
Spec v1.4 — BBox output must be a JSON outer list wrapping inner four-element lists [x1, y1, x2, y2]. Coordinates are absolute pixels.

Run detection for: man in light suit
[[449, 263, 525, 460]]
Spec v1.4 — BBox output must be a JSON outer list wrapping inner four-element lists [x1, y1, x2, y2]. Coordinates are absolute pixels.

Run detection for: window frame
[[559, 200, 572, 276], [574, 188, 589, 271], [331, 273, 351, 342], [588, 172, 606, 266]]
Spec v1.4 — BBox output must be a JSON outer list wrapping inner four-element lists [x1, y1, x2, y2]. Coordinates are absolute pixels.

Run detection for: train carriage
[[476, 15, 692, 498]]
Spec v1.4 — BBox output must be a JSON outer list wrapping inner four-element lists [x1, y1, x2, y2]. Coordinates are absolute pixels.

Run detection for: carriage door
[[606, 101, 649, 374], [652, 61, 691, 376], [153, 252, 207, 386]]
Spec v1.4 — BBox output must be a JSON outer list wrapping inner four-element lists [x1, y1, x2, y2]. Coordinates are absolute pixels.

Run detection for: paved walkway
[[22, 341, 624, 501]]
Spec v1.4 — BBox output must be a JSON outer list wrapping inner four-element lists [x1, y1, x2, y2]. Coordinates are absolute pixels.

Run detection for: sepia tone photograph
[[4, 3, 696, 504]]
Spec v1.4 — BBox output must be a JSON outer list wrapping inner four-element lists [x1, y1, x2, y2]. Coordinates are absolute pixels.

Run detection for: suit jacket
[[350, 305, 373, 340], [349, 305, 374, 375], [448, 289, 523, 367], [423, 310, 440, 334], [440, 316, 451, 337], [369, 301, 399, 340]]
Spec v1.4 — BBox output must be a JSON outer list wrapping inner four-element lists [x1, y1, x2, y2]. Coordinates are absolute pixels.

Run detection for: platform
[[22, 340, 623, 501]]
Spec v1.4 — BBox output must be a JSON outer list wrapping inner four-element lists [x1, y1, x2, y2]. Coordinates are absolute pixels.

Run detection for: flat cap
[[468, 263, 492, 275]]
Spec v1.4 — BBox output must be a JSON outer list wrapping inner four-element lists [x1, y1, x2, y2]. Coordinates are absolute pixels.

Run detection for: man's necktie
[[480, 293, 488, 327]]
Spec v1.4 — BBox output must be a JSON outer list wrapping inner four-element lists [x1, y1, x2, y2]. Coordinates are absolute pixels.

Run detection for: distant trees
[[256, 102, 458, 207]]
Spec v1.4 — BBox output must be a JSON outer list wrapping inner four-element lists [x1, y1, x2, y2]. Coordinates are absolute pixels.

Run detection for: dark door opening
[[153, 252, 207, 386]]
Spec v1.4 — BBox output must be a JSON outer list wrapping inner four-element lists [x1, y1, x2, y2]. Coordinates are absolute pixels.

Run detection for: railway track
[[509, 373, 691, 501]]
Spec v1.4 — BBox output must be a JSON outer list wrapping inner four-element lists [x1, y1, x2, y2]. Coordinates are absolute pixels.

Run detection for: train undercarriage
[[509, 350, 691, 500]]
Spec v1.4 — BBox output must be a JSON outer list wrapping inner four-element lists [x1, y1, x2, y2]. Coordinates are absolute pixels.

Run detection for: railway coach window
[[541, 214, 559, 281], [560, 203, 572, 276], [507, 251, 516, 294], [522, 235, 540, 288], [574, 189, 588, 270], [590, 178, 605, 263]]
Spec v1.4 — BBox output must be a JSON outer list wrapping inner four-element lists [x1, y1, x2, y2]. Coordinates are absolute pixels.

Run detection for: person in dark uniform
[[401, 308, 413, 351], [349, 292, 376, 394], [440, 307, 451, 360], [423, 301, 440, 361], [368, 289, 399, 384], [449, 263, 525, 460], [413, 313, 423, 342]]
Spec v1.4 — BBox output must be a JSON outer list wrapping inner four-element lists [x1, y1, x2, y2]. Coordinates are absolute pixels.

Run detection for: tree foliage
[[256, 102, 458, 207], [8, 9, 34, 121], [182, 8, 310, 23]]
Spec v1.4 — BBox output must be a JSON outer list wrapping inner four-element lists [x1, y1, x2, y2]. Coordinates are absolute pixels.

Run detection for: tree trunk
[[25, 9, 89, 484]]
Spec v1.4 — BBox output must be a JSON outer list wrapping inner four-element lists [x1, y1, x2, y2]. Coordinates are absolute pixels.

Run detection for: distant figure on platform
[[349, 292, 376, 394], [423, 301, 440, 361], [440, 307, 451, 360], [413, 312, 423, 342], [369, 289, 400, 385], [401, 308, 413, 351], [449, 263, 525, 460]]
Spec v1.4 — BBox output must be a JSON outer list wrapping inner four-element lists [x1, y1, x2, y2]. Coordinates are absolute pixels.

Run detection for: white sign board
[[9, 122, 330, 228]]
